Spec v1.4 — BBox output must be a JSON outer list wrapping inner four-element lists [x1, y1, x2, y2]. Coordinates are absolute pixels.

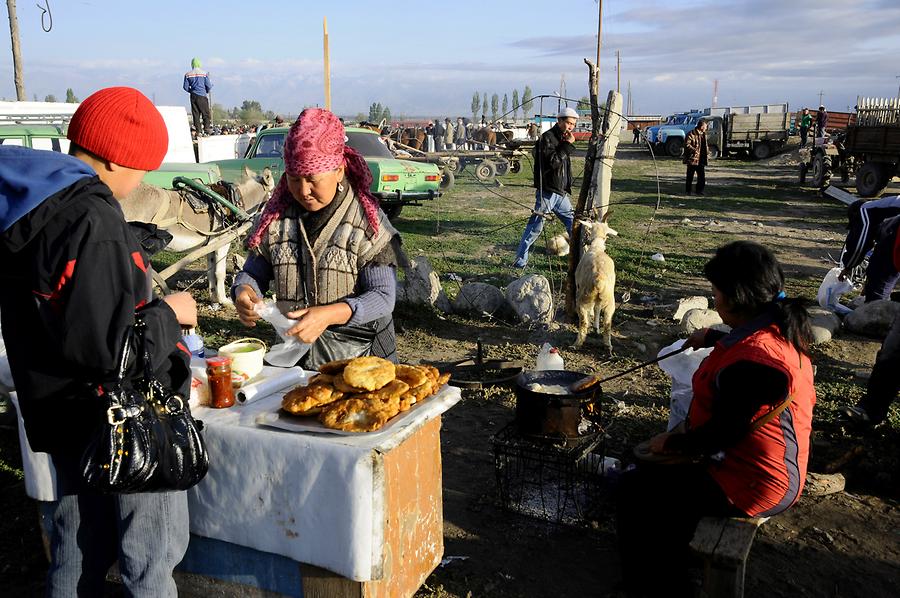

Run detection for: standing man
[[799, 108, 812, 148], [433, 119, 445, 151], [816, 105, 828, 139], [683, 120, 709, 196], [513, 107, 577, 268], [444, 118, 455, 150], [183, 57, 213, 135], [455, 117, 467, 150], [632, 125, 642, 144]]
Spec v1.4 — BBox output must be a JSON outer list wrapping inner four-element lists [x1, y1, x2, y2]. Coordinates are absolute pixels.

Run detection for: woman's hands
[[648, 432, 672, 454], [162, 292, 198, 328], [683, 328, 709, 350], [285, 303, 352, 344], [235, 285, 263, 327]]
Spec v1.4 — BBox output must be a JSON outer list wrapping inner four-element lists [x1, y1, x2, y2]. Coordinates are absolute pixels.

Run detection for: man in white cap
[[513, 107, 578, 268]]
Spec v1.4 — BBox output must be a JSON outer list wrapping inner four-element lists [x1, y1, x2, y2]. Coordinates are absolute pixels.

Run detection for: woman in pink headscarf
[[232, 108, 405, 369]]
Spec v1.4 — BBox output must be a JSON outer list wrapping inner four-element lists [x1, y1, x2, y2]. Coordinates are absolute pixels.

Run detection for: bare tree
[[6, 0, 25, 100]]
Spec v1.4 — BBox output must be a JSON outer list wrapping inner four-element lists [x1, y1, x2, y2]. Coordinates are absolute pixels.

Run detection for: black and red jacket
[[0, 147, 189, 455]]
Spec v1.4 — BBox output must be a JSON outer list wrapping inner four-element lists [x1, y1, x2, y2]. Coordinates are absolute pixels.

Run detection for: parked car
[[211, 126, 442, 218], [0, 124, 220, 187]]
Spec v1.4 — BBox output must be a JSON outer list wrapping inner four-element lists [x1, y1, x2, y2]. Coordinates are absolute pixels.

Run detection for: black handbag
[[81, 317, 209, 493]]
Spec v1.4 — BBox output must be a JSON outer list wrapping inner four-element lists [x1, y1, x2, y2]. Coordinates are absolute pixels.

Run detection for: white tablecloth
[[187, 384, 460, 581]]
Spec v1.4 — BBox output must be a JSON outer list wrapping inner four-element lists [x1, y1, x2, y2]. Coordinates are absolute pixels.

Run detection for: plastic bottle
[[535, 342, 565, 370], [182, 328, 205, 358]]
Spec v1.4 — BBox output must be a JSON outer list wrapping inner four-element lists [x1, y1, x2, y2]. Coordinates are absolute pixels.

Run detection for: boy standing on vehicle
[[816, 105, 828, 139], [513, 107, 577, 268], [183, 57, 213, 135], [683, 120, 709, 196], [799, 108, 812, 148]]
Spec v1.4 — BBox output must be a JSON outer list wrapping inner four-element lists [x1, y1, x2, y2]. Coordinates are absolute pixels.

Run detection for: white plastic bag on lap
[[254, 300, 311, 367], [657, 339, 713, 431], [816, 267, 853, 315]]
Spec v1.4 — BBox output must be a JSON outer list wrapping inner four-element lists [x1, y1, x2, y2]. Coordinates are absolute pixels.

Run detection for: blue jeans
[[514, 190, 574, 266], [42, 456, 189, 597]]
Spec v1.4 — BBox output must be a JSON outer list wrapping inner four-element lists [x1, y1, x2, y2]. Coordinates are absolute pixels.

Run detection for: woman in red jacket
[[616, 241, 816, 598]]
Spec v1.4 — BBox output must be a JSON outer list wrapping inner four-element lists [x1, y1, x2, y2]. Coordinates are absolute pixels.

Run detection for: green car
[[210, 126, 442, 218], [0, 124, 220, 188]]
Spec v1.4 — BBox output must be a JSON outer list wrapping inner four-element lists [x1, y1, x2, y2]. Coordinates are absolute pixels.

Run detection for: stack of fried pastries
[[281, 356, 450, 432]]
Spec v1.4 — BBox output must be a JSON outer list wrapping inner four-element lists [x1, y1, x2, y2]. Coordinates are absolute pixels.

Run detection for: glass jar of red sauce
[[206, 356, 235, 408]]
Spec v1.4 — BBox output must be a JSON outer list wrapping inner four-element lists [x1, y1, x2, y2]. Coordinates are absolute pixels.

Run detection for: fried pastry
[[282, 382, 342, 414], [307, 373, 334, 386], [318, 396, 401, 432], [354, 379, 409, 402], [318, 358, 353, 375], [333, 371, 368, 393], [342, 356, 396, 391], [395, 364, 428, 388]]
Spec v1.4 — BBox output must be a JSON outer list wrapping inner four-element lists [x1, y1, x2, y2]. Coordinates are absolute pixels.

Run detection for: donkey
[[120, 166, 274, 304]]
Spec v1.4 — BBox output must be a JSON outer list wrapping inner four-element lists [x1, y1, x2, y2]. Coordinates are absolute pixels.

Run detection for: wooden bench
[[689, 516, 768, 598]]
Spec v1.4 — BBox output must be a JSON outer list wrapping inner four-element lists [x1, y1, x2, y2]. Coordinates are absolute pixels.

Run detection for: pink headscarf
[[246, 108, 380, 249]]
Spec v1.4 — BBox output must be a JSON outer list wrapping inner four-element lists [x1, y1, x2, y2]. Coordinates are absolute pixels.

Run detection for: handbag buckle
[[107, 406, 128, 425]]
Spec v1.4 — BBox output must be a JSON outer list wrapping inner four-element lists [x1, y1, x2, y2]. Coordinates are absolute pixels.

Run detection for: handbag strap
[[749, 394, 794, 433]]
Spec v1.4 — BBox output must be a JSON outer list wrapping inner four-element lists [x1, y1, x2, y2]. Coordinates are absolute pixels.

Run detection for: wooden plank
[[690, 517, 727, 556], [709, 518, 762, 566], [825, 186, 859, 206]]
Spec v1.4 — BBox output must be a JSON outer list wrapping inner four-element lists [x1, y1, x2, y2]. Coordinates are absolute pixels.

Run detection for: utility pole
[[712, 79, 719, 108], [616, 50, 620, 94], [323, 17, 331, 111], [818, 90, 825, 107], [626, 80, 632, 115], [895, 75, 900, 100], [6, 0, 26, 100], [595, 0, 602, 96]]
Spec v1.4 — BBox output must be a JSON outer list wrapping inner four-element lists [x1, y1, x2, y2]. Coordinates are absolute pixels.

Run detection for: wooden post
[[593, 91, 623, 220], [565, 59, 602, 319], [6, 0, 25, 100], [323, 17, 331, 111]]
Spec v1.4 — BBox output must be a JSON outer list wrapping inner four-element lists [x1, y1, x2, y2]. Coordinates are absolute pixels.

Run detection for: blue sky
[[3, 0, 900, 118]]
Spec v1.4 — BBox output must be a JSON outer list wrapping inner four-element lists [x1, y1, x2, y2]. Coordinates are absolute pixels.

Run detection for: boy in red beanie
[[0, 86, 197, 597]]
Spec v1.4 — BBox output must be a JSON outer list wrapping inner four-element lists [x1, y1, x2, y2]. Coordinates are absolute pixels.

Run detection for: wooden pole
[[323, 17, 331, 111], [6, 0, 25, 100], [565, 59, 601, 320], [616, 50, 620, 94]]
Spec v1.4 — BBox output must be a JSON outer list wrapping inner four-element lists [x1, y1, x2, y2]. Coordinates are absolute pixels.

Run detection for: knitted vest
[[257, 188, 398, 315]]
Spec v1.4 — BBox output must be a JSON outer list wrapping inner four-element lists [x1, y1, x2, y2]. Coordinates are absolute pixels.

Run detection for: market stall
[[12, 365, 462, 598]]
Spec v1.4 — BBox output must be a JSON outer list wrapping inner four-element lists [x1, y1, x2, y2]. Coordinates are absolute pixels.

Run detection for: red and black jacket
[[1, 168, 189, 455]]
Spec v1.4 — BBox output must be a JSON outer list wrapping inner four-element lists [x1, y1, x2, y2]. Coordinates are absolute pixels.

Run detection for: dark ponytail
[[704, 241, 813, 355]]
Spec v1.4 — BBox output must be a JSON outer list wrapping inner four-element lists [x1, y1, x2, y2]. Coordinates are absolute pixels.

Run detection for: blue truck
[[644, 111, 706, 158]]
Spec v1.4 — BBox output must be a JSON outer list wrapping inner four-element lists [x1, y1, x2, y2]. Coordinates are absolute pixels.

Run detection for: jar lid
[[206, 356, 232, 367]]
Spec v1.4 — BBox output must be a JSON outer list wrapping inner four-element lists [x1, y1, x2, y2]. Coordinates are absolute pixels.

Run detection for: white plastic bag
[[254, 301, 311, 367], [657, 339, 713, 431], [816, 267, 853, 315]]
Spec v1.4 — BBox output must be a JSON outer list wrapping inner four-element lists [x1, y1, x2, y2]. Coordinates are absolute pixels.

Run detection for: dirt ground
[[404, 148, 899, 598], [1, 145, 898, 597]]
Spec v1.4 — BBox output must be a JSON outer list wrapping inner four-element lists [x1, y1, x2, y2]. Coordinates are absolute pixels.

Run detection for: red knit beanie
[[67, 87, 168, 171]]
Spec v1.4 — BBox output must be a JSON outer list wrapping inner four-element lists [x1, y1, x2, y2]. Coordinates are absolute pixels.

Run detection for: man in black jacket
[[513, 107, 578, 268], [0, 86, 197, 597]]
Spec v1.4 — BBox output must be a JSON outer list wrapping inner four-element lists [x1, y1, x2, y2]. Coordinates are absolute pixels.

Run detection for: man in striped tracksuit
[[840, 195, 900, 302]]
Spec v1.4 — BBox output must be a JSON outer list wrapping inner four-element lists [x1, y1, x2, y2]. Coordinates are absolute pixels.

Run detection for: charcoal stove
[[491, 421, 607, 524]]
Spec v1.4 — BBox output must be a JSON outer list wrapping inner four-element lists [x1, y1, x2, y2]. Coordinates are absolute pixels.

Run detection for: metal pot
[[513, 370, 601, 439]]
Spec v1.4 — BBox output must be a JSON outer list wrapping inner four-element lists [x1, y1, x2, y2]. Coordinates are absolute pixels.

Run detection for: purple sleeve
[[230, 252, 272, 300], [344, 264, 396, 325]]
